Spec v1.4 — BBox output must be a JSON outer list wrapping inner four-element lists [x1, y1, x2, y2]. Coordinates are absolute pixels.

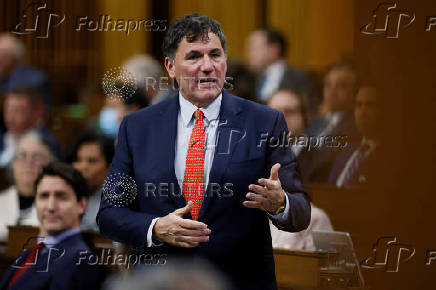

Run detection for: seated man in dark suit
[[298, 61, 360, 183], [329, 85, 380, 187], [245, 29, 318, 107], [0, 162, 103, 290]]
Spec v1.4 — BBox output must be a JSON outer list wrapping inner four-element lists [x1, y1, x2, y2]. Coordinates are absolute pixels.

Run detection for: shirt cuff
[[146, 217, 163, 247], [268, 192, 290, 222]]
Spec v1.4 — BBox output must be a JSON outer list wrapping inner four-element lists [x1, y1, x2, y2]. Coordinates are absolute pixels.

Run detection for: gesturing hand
[[153, 202, 211, 248], [243, 163, 286, 213]]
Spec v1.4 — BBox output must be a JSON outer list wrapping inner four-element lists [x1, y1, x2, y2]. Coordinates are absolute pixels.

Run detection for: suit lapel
[[0, 249, 29, 289], [157, 96, 186, 210], [198, 91, 244, 220]]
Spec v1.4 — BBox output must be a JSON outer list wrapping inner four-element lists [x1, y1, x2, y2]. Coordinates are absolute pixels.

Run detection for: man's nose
[[200, 55, 213, 73], [47, 195, 57, 211]]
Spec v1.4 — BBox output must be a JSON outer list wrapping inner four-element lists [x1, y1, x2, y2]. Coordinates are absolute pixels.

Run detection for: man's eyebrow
[[209, 48, 222, 54], [54, 190, 67, 196], [185, 50, 202, 59]]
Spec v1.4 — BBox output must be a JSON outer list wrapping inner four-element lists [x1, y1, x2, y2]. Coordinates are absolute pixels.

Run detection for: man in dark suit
[[0, 162, 103, 290], [298, 61, 360, 183], [245, 29, 318, 110], [329, 86, 381, 187], [97, 14, 310, 290]]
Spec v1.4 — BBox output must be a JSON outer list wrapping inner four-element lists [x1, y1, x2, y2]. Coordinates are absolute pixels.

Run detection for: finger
[[177, 241, 199, 248], [248, 184, 268, 196], [270, 163, 281, 180], [242, 200, 262, 209], [178, 218, 208, 230], [174, 201, 193, 216], [246, 192, 268, 204], [176, 228, 211, 237], [175, 235, 210, 243], [258, 178, 280, 190]]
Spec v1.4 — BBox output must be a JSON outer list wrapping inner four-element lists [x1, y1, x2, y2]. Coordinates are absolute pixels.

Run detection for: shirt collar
[[178, 92, 222, 127], [38, 228, 80, 247], [362, 137, 377, 151], [265, 59, 286, 75]]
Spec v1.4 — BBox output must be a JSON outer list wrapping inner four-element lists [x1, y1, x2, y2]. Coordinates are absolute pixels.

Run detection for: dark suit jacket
[[328, 139, 379, 186], [0, 233, 103, 290], [97, 90, 311, 290], [298, 111, 359, 183]]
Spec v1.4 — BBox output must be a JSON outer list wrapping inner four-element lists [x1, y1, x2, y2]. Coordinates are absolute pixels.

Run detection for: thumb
[[174, 201, 193, 216], [270, 163, 281, 180]]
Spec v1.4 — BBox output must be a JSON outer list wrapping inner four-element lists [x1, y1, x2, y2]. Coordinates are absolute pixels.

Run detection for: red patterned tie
[[8, 242, 45, 287], [183, 109, 206, 220]]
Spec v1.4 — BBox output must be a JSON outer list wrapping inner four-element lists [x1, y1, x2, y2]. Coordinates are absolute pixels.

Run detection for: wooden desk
[[274, 248, 328, 290]]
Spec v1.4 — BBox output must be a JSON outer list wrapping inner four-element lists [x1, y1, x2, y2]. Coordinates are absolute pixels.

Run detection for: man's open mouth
[[198, 78, 217, 84]]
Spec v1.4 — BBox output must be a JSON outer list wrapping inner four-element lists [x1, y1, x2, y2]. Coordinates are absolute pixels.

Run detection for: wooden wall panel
[[101, 0, 150, 70], [267, 0, 354, 71], [169, 0, 263, 61]]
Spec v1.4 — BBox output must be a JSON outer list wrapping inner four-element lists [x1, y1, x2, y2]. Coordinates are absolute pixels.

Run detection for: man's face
[[165, 32, 227, 107], [13, 136, 51, 191], [35, 176, 86, 236], [72, 142, 109, 189], [268, 90, 306, 136], [4, 94, 35, 134], [355, 87, 379, 138], [323, 67, 356, 112], [245, 31, 280, 73]]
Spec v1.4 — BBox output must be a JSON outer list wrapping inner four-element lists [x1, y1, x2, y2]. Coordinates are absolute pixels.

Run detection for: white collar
[[178, 92, 222, 126]]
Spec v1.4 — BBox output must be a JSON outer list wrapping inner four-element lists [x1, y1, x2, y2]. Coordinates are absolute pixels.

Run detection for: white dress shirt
[[259, 60, 287, 101]]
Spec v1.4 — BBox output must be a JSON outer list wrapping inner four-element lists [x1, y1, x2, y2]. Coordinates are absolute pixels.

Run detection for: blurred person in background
[[225, 60, 256, 102], [122, 54, 171, 104], [270, 203, 332, 251], [0, 162, 104, 290], [298, 61, 359, 183], [105, 258, 232, 290], [329, 85, 381, 187], [69, 132, 114, 232], [267, 88, 333, 250], [267, 87, 309, 157], [245, 28, 318, 108], [0, 33, 49, 105], [99, 87, 149, 139], [0, 87, 61, 167], [0, 131, 56, 242]]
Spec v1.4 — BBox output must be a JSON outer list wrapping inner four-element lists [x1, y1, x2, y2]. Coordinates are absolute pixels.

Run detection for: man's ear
[[164, 57, 176, 79], [78, 198, 88, 215]]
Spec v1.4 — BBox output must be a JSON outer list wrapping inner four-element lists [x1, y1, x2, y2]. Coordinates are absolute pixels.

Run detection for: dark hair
[[162, 13, 226, 60], [257, 29, 287, 57], [34, 162, 89, 201], [7, 86, 45, 107], [113, 83, 149, 109], [68, 131, 115, 165], [271, 86, 310, 128], [324, 59, 359, 93]]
